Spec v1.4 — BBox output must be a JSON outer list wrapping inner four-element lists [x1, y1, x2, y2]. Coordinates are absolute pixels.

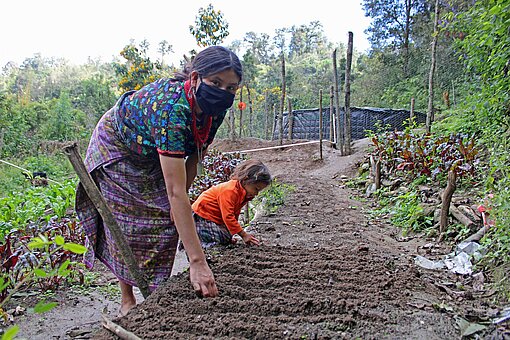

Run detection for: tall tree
[[189, 4, 230, 47], [362, 0, 428, 73]]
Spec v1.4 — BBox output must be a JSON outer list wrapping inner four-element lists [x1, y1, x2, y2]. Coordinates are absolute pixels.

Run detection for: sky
[[0, 0, 372, 67]]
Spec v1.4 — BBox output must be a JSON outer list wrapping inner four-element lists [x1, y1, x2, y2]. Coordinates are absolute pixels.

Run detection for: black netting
[[272, 107, 426, 140]]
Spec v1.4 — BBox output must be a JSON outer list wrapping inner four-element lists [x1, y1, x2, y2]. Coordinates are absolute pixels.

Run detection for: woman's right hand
[[189, 260, 218, 298]]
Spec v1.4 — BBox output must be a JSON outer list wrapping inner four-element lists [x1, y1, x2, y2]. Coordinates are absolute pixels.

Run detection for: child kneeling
[[192, 159, 272, 249]]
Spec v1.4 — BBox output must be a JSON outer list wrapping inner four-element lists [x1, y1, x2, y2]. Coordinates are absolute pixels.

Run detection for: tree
[[114, 40, 160, 92], [362, 0, 428, 73], [189, 4, 230, 47], [157, 40, 174, 67]]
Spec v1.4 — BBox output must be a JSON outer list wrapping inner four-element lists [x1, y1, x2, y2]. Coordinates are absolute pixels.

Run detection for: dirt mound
[[95, 244, 455, 339]]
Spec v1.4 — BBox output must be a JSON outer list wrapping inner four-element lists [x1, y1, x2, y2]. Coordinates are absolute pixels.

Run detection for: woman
[[75, 46, 242, 316]]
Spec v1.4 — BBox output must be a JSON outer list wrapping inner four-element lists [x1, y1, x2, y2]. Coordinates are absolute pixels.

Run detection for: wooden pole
[[279, 54, 286, 146], [229, 107, 236, 141], [288, 98, 294, 141], [410, 97, 415, 122], [427, 0, 440, 133], [238, 87, 244, 138], [329, 86, 334, 143], [344, 32, 353, 155], [63, 143, 151, 298], [319, 89, 323, 160], [247, 85, 253, 137], [332, 48, 343, 154], [264, 90, 270, 140], [271, 104, 277, 141]]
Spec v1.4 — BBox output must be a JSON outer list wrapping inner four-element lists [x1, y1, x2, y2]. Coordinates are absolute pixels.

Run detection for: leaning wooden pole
[[343, 32, 353, 155], [63, 143, 151, 298], [319, 89, 323, 160]]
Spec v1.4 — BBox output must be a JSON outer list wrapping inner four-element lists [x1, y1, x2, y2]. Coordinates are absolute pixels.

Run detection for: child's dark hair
[[231, 160, 272, 186]]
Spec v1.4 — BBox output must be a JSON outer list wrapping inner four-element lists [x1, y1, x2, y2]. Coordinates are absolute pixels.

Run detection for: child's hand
[[241, 232, 260, 246]]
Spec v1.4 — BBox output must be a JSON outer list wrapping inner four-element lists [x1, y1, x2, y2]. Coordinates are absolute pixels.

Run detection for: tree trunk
[[344, 32, 353, 155], [427, 0, 440, 133], [440, 170, 457, 238], [332, 48, 343, 154], [288, 98, 293, 141], [279, 54, 286, 146], [403, 0, 411, 75]]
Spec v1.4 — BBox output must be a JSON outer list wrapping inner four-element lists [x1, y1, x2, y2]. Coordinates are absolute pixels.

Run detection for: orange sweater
[[192, 180, 249, 235]]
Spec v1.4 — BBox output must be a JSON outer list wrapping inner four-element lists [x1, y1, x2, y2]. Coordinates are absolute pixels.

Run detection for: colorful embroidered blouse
[[116, 78, 226, 158]]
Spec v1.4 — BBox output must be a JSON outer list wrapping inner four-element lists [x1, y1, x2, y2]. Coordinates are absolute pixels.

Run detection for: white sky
[[0, 0, 372, 67]]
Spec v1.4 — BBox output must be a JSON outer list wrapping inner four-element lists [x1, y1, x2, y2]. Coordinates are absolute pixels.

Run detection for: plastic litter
[[493, 306, 510, 324], [414, 241, 486, 275], [414, 255, 445, 270]]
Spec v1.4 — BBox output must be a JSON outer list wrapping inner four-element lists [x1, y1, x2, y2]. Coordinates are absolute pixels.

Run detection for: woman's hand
[[189, 260, 218, 298]]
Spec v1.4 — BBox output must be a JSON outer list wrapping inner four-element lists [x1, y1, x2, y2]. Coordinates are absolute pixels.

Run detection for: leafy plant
[[188, 149, 245, 203], [0, 234, 87, 340], [252, 178, 295, 214]]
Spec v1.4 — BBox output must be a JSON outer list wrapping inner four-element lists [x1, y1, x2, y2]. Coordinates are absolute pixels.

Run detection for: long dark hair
[[172, 46, 242, 82], [231, 159, 272, 186]]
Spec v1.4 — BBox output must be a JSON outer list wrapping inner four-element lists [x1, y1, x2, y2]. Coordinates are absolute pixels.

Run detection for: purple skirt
[[76, 98, 178, 290]]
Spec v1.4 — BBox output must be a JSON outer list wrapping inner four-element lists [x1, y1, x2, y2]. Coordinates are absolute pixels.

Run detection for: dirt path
[[11, 137, 504, 339]]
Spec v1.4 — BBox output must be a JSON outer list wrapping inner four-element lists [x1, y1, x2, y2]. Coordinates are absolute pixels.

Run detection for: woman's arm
[[159, 154, 218, 298], [185, 151, 199, 191]]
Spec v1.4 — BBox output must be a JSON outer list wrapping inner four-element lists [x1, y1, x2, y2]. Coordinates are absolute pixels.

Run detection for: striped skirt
[[75, 104, 178, 291], [193, 213, 234, 249]]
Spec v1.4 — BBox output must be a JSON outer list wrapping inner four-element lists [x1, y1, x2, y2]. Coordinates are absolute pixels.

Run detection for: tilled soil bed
[[95, 244, 458, 339]]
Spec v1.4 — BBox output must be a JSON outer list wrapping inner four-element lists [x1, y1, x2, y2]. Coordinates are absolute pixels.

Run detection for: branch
[[102, 314, 142, 340]]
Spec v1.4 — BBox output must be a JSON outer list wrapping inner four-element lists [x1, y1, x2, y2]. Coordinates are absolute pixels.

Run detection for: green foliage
[[189, 4, 230, 47], [0, 180, 77, 238], [1, 324, 19, 340], [252, 178, 295, 214], [388, 189, 433, 234]]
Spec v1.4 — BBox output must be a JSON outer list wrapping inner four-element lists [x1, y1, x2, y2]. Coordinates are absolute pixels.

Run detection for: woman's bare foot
[[118, 280, 137, 317], [117, 301, 136, 317]]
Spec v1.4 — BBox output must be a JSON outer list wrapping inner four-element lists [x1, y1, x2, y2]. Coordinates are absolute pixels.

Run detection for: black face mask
[[195, 82, 235, 117]]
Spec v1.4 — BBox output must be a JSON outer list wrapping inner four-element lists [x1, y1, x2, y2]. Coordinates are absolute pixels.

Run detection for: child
[[191, 159, 272, 249]]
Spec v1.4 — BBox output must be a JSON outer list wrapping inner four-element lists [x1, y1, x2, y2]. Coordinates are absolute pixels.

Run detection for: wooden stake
[[319, 89, 323, 160], [343, 31, 353, 155], [63, 143, 151, 298], [439, 170, 457, 239]]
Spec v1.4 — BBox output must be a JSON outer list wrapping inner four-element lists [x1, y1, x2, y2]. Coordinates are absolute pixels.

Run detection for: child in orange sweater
[[191, 159, 272, 248]]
